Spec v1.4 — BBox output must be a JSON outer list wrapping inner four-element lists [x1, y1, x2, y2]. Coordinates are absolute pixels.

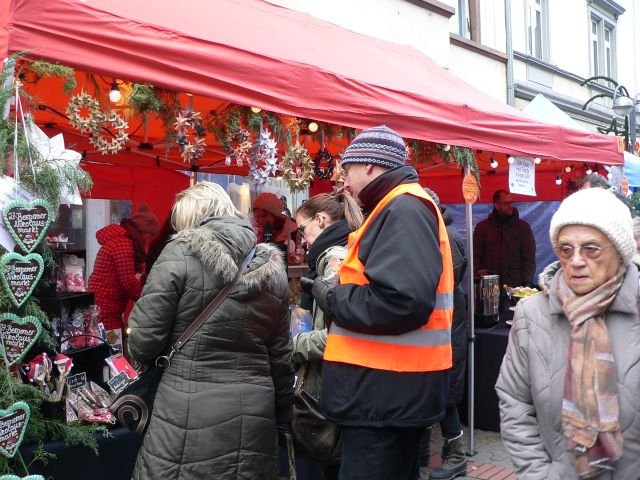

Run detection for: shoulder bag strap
[[156, 247, 256, 368]]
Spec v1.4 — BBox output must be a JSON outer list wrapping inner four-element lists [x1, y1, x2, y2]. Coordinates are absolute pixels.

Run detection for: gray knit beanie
[[341, 125, 407, 169], [549, 188, 635, 264]]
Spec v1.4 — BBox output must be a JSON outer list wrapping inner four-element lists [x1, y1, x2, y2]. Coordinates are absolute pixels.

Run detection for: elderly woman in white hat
[[496, 187, 640, 479]]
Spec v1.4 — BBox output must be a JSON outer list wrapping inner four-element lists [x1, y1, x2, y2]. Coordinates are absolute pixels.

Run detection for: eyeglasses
[[555, 244, 615, 260], [297, 216, 315, 238]]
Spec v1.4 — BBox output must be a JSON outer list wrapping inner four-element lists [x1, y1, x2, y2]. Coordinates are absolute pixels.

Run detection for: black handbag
[[110, 248, 255, 434], [291, 364, 341, 465]]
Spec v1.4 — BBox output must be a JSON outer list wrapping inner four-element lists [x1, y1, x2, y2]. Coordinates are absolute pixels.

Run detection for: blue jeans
[[338, 426, 421, 480]]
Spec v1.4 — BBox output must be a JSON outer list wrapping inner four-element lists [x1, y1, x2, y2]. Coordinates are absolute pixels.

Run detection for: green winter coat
[[128, 216, 294, 480]]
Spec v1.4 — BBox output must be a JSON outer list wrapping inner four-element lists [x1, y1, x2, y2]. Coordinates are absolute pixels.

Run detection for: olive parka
[[128, 216, 294, 480]]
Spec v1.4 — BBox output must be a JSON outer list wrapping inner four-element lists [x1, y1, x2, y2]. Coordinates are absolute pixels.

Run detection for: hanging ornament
[[89, 111, 129, 155], [173, 110, 207, 165], [223, 127, 252, 167], [248, 128, 281, 187], [66, 93, 105, 134], [313, 148, 334, 180], [282, 143, 313, 192]]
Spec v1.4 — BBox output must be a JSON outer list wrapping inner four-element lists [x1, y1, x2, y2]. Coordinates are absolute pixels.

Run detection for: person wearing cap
[[88, 207, 160, 331], [252, 192, 297, 254], [305, 125, 454, 480], [496, 188, 640, 479]]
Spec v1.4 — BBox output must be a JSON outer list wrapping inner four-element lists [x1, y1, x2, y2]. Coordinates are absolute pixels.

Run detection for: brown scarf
[[555, 265, 625, 478]]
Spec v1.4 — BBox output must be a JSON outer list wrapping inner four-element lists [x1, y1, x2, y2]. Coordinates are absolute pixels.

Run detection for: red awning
[[0, 0, 622, 166]]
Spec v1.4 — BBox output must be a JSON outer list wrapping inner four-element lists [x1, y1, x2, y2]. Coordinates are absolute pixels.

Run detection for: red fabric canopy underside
[[0, 0, 622, 168]]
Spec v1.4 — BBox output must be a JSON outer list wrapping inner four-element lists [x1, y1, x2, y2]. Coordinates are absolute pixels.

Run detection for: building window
[[590, 13, 616, 78], [453, 0, 470, 38], [526, 0, 548, 60]]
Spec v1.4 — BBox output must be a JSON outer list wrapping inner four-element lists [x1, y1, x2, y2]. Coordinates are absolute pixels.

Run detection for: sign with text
[[2, 199, 53, 253], [0, 177, 35, 252], [0, 314, 42, 367], [107, 371, 131, 395], [509, 157, 536, 196], [0, 253, 44, 308], [67, 372, 87, 391], [0, 401, 30, 458]]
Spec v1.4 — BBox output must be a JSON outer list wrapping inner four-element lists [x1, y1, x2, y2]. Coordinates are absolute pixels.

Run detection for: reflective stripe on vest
[[323, 183, 454, 372]]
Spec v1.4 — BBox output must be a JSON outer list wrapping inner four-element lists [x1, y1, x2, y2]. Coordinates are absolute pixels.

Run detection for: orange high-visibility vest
[[323, 183, 454, 372]]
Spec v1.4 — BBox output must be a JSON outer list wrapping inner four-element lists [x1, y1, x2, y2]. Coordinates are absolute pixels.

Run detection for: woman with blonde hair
[[128, 182, 294, 480], [294, 192, 363, 479]]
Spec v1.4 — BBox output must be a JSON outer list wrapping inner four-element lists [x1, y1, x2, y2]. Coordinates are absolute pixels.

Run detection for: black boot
[[429, 431, 467, 480], [418, 427, 432, 479]]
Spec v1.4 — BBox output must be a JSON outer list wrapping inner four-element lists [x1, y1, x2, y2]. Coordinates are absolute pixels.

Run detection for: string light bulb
[[555, 176, 562, 185], [308, 121, 319, 133], [607, 172, 613, 180], [534, 157, 541, 164], [508, 156, 515, 164], [443, 144, 451, 152], [564, 165, 572, 173], [585, 165, 593, 175], [108, 82, 121, 103], [250, 106, 262, 113], [490, 157, 498, 169]]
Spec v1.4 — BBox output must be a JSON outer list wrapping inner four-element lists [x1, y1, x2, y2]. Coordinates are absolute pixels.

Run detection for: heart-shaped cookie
[[0, 253, 44, 308], [2, 199, 53, 253], [0, 314, 42, 367], [0, 475, 45, 480], [0, 401, 30, 458]]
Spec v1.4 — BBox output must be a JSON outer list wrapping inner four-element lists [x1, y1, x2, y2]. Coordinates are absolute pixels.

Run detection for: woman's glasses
[[555, 244, 614, 260], [297, 216, 315, 238]]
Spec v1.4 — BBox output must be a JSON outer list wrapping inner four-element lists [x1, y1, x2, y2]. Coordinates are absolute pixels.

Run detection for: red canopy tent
[[0, 0, 622, 173]]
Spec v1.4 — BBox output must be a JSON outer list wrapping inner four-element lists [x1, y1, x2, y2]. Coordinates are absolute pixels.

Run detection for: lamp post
[[612, 88, 640, 154]]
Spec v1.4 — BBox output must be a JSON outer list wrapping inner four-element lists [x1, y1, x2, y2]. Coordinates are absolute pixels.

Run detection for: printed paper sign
[[508, 157, 537, 196]]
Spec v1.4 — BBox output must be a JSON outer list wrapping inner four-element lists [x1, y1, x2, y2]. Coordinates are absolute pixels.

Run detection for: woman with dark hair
[[294, 192, 363, 479]]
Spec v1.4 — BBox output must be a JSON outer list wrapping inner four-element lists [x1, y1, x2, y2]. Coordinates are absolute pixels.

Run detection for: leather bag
[[292, 364, 341, 465], [110, 248, 255, 434]]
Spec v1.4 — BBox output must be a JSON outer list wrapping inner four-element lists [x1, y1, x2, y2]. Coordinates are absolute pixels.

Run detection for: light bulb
[[534, 157, 541, 164], [443, 144, 451, 152], [308, 121, 319, 133], [586, 167, 593, 175], [607, 172, 613, 180], [555, 176, 562, 185], [508, 156, 515, 164], [251, 107, 262, 113], [108, 82, 121, 103], [564, 165, 572, 173], [490, 158, 498, 169]]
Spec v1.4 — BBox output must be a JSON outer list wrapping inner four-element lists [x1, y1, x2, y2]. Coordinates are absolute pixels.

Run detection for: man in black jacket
[[307, 125, 453, 480]]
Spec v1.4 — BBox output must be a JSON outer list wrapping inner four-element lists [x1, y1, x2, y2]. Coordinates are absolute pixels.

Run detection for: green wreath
[[282, 143, 313, 192]]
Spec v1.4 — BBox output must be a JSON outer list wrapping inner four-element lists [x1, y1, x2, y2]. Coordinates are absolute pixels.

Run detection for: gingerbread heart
[[2, 199, 53, 253], [0, 314, 42, 367], [0, 401, 30, 458], [0, 475, 45, 480], [0, 253, 44, 308]]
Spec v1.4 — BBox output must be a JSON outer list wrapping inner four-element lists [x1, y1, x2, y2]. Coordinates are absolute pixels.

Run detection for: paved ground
[[421, 425, 514, 480]]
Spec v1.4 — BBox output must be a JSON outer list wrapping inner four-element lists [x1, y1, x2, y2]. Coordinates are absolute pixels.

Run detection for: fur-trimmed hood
[[173, 216, 287, 292]]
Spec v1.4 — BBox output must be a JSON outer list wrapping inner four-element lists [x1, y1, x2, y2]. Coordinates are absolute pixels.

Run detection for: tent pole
[[465, 167, 477, 456], [2, 58, 16, 121]]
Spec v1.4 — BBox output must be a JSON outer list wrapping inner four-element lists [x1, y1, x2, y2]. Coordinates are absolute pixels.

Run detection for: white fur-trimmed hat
[[549, 188, 635, 264]]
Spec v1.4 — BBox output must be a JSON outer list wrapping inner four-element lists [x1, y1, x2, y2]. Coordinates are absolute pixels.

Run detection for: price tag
[[107, 371, 131, 395], [67, 372, 87, 391]]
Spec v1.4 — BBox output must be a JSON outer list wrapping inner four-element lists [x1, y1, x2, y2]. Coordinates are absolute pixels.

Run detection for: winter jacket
[[321, 166, 449, 428], [473, 208, 536, 287], [442, 207, 468, 406], [128, 216, 294, 480], [88, 224, 142, 330], [495, 263, 640, 480]]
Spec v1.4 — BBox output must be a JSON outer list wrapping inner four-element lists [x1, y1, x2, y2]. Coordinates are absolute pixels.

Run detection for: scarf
[[299, 219, 351, 310], [548, 263, 626, 478]]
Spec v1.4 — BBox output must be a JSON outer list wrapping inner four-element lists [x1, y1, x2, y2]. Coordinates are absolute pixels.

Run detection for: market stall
[[0, 0, 627, 476]]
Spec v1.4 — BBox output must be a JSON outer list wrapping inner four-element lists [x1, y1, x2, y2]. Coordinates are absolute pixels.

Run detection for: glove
[[276, 422, 292, 447], [312, 277, 335, 314], [299, 276, 314, 294]]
